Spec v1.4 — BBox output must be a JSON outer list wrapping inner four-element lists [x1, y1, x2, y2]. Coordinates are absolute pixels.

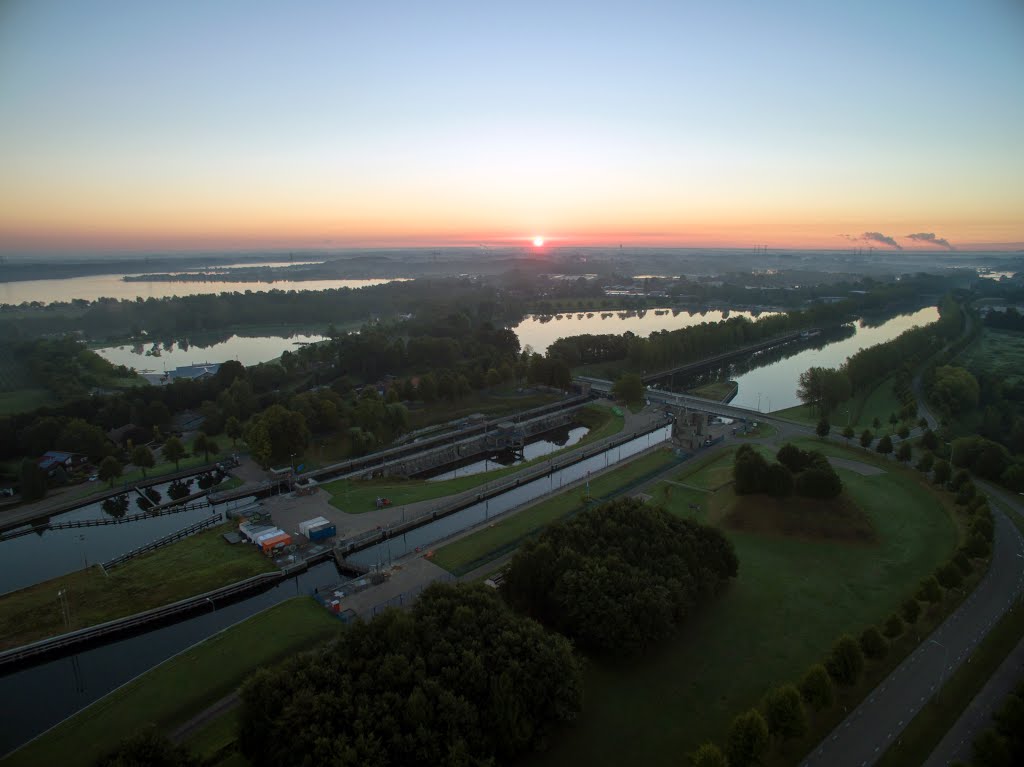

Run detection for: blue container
[[308, 522, 336, 542]]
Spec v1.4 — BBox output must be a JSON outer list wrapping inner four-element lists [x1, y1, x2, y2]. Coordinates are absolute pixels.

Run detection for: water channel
[[423, 425, 590, 481], [0, 479, 218, 596], [0, 425, 672, 755]]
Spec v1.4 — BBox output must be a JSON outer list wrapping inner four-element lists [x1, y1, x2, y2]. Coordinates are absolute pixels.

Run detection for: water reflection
[[423, 426, 590, 481], [95, 332, 327, 371]]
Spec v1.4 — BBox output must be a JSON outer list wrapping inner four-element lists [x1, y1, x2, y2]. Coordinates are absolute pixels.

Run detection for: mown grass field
[[3, 598, 340, 767], [431, 447, 680, 576], [524, 441, 960, 767], [0, 523, 275, 651], [773, 376, 907, 431], [687, 380, 737, 401], [323, 405, 624, 514]]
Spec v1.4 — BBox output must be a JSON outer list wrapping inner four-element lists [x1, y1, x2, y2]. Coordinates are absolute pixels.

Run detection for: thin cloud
[[906, 232, 954, 250]]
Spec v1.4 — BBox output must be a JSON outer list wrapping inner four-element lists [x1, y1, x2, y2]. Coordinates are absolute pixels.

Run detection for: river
[[729, 306, 938, 412]]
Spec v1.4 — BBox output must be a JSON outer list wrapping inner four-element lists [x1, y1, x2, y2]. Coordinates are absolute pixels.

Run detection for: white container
[[298, 516, 330, 537]]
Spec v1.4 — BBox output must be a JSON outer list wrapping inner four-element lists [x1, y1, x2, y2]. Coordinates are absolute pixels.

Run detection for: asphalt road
[[802, 490, 1024, 767], [921, 483, 1024, 767]]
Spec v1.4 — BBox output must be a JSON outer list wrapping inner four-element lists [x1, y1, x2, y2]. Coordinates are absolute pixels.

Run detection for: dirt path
[[168, 691, 240, 744]]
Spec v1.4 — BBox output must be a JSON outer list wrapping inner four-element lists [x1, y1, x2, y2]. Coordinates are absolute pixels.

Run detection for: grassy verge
[[3, 598, 340, 767], [687, 380, 737, 401], [524, 441, 961, 767], [0, 388, 54, 416], [323, 404, 624, 514], [431, 447, 680, 576], [772, 377, 908, 431], [737, 421, 776, 439], [0, 523, 275, 650]]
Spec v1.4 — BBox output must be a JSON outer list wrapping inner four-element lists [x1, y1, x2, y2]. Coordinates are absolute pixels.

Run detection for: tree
[[921, 428, 939, 451], [95, 728, 201, 767], [765, 462, 794, 498], [932, 459, 952, 486], [726, 709, 770, 767], [799, 664, 835, 711], [19, 458, 47, 501], [131, 445, 155, 478], [162, 436, 186, 470], [936, 562, 963, 589], [972, 728, 1011, 767], [98, 455, 123, 488], [897, 442, 912, 463], [859, 626, 888, 659], [930, 365, 979, 416], [56, 418, 110, 462], [816, 417, 831, 439], [875, 434, 893, 455], [842, 425, 855, 443], [734, 445, 769, 494], [916, 452, 935, 473], [902, 598, 921, 624], [612, 373, 645, 406], [795, 465, 843, 499], [690, 743, 729, 767], [762, 684, 807, 740], [916, 576, 942, 603], [225, 416, 243, 447], [238, 583, 583, 767], [883, 613, 904, 638], [897, 424, 911, 440], [859, 429, 873, 448], [192, 432, 221, 463], [826, 635, 864, 686], [502, 498, 738, 655]]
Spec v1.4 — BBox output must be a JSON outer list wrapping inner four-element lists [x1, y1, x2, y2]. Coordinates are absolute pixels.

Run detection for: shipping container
[[307, 522, 336, 542], [253, 528, 285, 546], [260, 532, 293, 555], [298, 516, 331, 537]]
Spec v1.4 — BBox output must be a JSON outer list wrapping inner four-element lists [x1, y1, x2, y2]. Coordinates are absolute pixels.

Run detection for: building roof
[[166, 363, 221, 382]]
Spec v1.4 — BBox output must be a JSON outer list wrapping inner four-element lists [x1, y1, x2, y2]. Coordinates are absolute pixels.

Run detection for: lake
[[95, 332, 328, 373], [0, 275, 402, 306], [510, 308, 776, 355]]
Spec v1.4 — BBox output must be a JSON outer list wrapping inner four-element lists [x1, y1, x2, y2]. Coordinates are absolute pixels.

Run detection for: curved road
[[802, 499, 1024, 767]]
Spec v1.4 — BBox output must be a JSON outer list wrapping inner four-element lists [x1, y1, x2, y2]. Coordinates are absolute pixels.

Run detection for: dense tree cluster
[[501, 498, 738, 655], [928, 366, 980, 417], [983, 305, 1024, 332], [238, 583, 582, 767], [5, 337, 136, 402], [969, 679, 1024, 767], [733, 444, 843, 499]]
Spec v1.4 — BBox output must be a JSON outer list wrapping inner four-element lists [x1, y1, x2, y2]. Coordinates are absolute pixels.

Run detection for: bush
[[883, 613, 904, 638], [902, 598, 921, 624], [764, 462, 794, 498], [876, 434, 894, 455], [796, 466, 843, 499], [777, 443, 810, 473], [860, 429, 874, 448], [826, 635, 864, 687], [954, 550, 973, 575], [761, 684, 807, 740], [966, 533, 992, 559], [726, 709, 770, 767], [915, 452, 935, 473], [917, 576, 942, 603], [689, 742, 728, 767], [799, 664, 834, 711], [936, 562, 963, 589], [859, 627, 888, 660], [734, 445, 769, 495]]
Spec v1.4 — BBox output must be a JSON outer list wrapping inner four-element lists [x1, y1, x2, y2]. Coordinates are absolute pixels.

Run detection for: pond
[[510, 307, 777, 355], [94, 332, 327, 372]]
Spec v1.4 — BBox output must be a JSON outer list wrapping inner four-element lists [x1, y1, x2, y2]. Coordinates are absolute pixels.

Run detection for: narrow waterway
[[350, 424, 673, 569], [423, 425, 590, 481], [0, 479, 220, 596], [0, 561, 339, 758]]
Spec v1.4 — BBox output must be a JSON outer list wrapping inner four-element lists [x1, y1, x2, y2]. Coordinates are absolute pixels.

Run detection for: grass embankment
[[687, 380, 737, 401], [431, 447, 680, 576], [525, 441, 961, 767], [736, 421, 776, 439], [3, 598, 340, 767], [323, 404, 624, 514], [0, 523, 275, 651], [773, 376, 907, 431]]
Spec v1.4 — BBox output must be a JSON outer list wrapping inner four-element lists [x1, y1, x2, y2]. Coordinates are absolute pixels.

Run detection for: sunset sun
[[533, 236, 545, 247]]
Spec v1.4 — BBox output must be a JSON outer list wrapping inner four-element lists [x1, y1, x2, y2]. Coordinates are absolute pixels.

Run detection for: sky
[[1, 0, 1023, 254]]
